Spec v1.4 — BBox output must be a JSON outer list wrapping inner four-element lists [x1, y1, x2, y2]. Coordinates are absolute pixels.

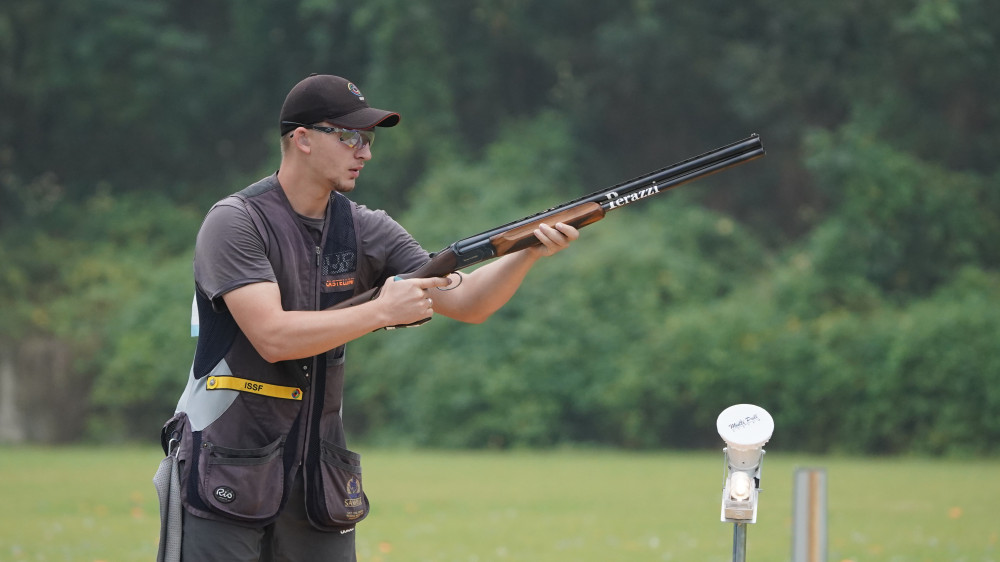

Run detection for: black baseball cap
[[279, 74, 400, 135]]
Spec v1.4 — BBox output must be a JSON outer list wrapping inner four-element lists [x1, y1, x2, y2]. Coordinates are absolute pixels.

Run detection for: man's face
[[306, 122, 374, 193]]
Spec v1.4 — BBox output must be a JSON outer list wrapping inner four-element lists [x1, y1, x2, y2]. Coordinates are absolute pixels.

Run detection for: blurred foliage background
[[0, 0, 997, 454]]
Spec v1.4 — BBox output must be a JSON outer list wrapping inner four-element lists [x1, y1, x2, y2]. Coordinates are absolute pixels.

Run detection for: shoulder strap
[[232, 176, 278, 256]]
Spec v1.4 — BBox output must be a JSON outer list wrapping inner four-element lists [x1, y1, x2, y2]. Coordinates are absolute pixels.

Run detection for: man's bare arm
[[431, 222, 579, 324], [223, 275, 450, 363]]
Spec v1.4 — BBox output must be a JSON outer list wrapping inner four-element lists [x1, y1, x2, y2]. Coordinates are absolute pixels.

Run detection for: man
[[159, 74, 578, 561]]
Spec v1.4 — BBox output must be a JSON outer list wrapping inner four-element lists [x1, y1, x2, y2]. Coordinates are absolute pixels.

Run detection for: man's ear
[[293, 131, 311, 152]]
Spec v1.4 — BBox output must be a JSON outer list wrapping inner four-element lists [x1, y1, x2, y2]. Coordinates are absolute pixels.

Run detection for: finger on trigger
[[413, 276, 451, 290]]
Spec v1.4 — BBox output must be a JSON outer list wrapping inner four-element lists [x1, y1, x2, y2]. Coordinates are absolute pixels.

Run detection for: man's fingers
[[532, 222, 579, 255], [553, 222, 580, 241], [408, 276, 452, 290], [378, 276, 441, 326]]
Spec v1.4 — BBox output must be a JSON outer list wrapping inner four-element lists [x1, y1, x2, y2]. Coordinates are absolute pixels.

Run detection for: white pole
[[791, 468, 827, 562]]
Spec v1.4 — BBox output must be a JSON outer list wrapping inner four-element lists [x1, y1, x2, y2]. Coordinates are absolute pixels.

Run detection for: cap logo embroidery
[[347, 82, 364, 101]]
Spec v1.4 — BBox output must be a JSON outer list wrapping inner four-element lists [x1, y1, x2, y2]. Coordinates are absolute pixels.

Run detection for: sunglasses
[[282, 121, 375, 150]]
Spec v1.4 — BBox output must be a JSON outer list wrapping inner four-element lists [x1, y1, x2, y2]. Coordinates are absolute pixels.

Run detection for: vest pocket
[[199, 436, 285, 522], [309, 439, 369, 527]]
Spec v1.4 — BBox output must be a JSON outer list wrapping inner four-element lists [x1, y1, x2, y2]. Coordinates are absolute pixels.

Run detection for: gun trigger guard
[[436, 271, 463, 291]]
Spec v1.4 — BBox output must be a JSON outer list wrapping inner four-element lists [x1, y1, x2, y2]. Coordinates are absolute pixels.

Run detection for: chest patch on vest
[[323, 251, 356, 276]]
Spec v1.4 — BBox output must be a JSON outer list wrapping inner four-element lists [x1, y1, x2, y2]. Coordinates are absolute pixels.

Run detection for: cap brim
[[329, 107, 400, 129]]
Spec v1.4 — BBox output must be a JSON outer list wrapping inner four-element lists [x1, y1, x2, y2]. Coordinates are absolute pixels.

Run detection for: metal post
[[732, 522, 748, 562], [792, 468, 827, 562]]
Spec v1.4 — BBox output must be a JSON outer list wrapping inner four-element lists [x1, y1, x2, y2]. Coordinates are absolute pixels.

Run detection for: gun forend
[[489, 202, 605, 256]]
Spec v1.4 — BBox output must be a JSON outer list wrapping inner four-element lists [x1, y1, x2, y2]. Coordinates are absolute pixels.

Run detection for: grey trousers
[[181, 473, 357, 562]]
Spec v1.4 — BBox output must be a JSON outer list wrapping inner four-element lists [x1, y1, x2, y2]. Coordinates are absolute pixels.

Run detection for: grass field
[[0, 446, 996, 561]]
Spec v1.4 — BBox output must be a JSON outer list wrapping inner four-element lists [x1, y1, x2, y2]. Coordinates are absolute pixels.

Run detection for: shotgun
[[334, 133, 765, 318]]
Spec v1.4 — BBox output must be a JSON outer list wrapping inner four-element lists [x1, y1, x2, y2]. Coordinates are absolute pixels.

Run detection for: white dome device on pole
[[716, 404, 774, 561]]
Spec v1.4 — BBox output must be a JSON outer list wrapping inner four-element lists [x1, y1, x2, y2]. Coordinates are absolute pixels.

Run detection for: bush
[[804, 124, 999, 299], [85, 254, 196, 442]]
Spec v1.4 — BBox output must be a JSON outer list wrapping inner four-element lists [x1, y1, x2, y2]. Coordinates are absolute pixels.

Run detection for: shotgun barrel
[[332, 134, 765, 314]]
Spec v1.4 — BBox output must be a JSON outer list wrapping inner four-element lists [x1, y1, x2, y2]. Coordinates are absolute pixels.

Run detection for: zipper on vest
[[315, 246, 322, 268]]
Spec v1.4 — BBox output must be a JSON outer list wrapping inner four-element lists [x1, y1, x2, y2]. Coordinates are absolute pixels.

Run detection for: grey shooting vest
[[163, 175, 369, 530]]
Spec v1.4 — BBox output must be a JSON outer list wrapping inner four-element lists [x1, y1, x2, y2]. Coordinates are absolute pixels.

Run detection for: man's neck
[[276, 166, 329, 219]]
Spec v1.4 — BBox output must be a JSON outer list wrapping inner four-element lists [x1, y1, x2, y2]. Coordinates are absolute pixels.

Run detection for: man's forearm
[[435, 222, 576, 324], [435, 250, 542, 324], [224, 279, 445, 362], [224, 282, 393, 362]]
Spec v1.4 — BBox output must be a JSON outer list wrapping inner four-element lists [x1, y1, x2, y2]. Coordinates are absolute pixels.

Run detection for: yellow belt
[[206, 376, 303, 401]]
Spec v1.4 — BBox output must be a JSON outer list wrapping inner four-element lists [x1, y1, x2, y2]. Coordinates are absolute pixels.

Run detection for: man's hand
[[373, 275, 452, 327], [525, 222, 579, 258]]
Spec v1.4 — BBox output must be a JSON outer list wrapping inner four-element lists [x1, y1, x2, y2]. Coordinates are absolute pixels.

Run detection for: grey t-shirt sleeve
[[355, 204, 430, 284], [194, 200, 277, 308]]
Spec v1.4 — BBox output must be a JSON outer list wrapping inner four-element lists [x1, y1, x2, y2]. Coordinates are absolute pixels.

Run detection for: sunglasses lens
[[337, 131, 358, 147], [358, 131, 374, 149], [338, 130, 374, 149]]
